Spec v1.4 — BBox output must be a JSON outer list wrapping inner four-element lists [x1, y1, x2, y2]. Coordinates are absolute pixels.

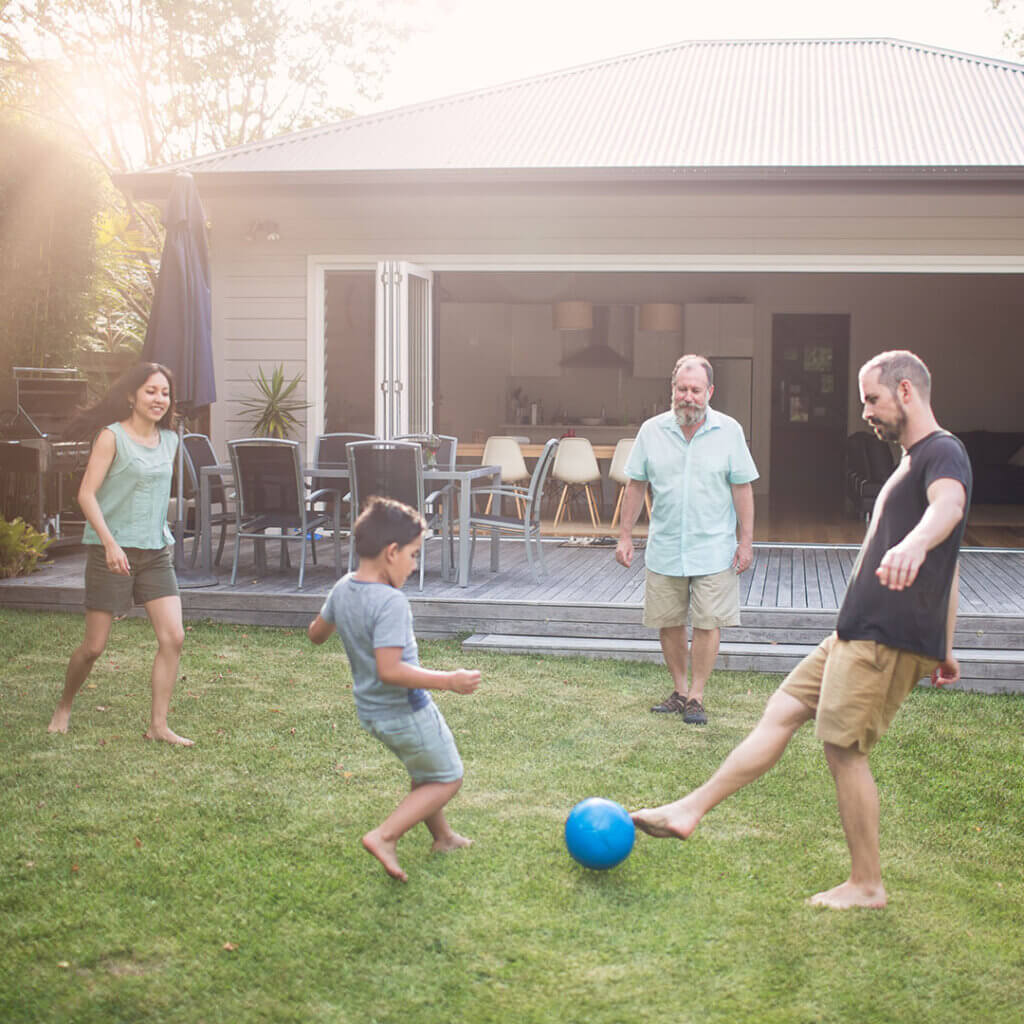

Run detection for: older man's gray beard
[[674, 402, 706, 428]]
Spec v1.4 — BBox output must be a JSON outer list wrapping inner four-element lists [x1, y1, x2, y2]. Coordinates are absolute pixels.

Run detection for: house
[[118, 37, 1024, 526]]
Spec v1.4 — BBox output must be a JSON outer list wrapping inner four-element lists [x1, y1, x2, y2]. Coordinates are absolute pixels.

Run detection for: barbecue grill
[[0, 367, 92, 544]]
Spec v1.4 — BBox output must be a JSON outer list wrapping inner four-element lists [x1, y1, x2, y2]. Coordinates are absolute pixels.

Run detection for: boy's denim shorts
[[361, 702, 464, 784]]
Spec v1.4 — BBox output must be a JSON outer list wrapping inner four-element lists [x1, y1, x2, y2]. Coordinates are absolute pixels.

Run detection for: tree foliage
[[1, 0, 414, 171], [990, 0, 1024, 56], [0, 115, 101, 370]]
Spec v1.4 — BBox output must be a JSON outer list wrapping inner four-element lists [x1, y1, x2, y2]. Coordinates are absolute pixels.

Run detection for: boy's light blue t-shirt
[[319, 574, 431, 721]]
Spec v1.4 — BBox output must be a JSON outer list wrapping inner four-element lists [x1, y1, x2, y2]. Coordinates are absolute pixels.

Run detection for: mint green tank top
[[81, 423, 178, 549]]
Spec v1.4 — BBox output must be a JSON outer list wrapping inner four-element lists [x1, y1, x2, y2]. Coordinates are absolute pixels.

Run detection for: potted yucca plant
[[238, 365, 310, 439]]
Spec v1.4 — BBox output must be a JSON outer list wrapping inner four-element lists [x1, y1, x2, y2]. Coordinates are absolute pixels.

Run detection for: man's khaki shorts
[[780, 632, 938, 754], [643, 567, 740, 630]]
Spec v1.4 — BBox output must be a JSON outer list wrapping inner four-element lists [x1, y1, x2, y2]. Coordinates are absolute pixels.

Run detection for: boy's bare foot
[[807, 880, 887, 909], [432, 833, 472, 854], [362, 830, 407, 882], [143, 728, 194, 747], [631, 799, 701, 840], [47, 706, 73, 733]]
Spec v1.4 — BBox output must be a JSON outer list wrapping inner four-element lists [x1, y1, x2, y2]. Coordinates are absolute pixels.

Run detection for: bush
[[0, 516, 53, 578]]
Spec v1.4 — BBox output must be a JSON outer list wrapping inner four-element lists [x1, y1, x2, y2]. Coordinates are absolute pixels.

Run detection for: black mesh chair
[[394, 433, 458, 569], [311, 432, 373, 500], [227, 438, 340, 589], [347, 439, 446, 590], [466, 437, 559, 581], [182, 433, 232, 567]]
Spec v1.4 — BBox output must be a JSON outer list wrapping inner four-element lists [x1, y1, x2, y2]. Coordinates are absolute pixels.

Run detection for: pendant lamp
[[553, 300, 593, 330], [639, 303, 683, 332]]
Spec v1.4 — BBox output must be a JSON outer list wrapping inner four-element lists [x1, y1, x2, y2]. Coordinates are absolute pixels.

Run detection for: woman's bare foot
[[432, 833, 472, 854], [362, 830, 407, 882], [807, 880, 887, 909], [631, 798, 701, 840], [143, 728, 194, 747], [47, 706, 73, 733]]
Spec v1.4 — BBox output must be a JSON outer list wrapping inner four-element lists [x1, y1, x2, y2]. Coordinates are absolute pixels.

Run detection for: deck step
[[462, 634, 1024, 695]]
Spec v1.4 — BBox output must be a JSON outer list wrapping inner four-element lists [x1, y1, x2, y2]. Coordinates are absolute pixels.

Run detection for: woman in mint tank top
[[48, 363, 193, 746]]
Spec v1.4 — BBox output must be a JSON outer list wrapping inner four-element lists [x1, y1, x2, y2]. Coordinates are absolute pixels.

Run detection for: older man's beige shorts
[[780, 632, 938, 754], [643, 567, 740, 630]]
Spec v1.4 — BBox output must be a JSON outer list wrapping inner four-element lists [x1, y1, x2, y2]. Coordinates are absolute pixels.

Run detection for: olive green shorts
[[84, 545, 179, 616], [643, 567, 741, 630], [780, 632, 938, 754]]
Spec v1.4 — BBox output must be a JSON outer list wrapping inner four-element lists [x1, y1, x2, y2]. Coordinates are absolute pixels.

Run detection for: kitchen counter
[[499, 423, 640, 442]]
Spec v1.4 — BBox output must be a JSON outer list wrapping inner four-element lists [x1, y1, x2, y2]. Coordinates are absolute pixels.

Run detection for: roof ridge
[[147, 37, 1024, 175]]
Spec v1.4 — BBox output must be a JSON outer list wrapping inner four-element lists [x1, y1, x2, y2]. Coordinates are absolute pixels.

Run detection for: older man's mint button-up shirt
[[624, 408, 758, 578]]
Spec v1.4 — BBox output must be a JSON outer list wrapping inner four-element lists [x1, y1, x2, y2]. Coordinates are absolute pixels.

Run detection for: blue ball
[[564, 797, 635, 870]]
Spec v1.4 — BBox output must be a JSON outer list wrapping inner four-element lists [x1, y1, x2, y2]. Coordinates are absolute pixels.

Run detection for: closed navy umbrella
[[142, 172, 217, 584]]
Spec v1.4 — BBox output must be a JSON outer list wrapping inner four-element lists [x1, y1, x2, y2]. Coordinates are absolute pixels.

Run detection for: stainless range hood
[[559, 305, 631, 370]]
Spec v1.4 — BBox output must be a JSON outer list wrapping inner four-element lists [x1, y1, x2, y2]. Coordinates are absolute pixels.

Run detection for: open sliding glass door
[[375, 261, 433, 438]]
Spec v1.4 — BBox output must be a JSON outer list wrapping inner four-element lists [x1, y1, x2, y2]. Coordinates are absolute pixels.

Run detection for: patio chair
[[181, 433, 233, 567], [465, 437, 559, 582], [346, 439, 446, 590], [395, 433, 459, 568], [310, 431, 374, 529], [227, 437, 340, 590]]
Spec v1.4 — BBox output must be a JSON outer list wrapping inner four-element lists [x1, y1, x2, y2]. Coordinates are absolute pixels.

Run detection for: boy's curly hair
[[353, 496, 425, 558]]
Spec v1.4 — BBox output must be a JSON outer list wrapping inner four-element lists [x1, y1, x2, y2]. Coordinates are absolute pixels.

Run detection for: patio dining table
[[199, 461, 502, 587]]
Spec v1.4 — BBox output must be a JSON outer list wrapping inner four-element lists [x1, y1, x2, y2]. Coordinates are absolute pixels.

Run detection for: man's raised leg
[[632, 688, 813, 838], [809, 742, 887, 909]]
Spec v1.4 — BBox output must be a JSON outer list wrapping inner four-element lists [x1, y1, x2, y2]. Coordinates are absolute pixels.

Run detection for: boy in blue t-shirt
[[308, 496, 481, 882]]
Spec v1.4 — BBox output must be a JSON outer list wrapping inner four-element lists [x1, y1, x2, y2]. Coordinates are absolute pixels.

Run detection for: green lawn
[[1, 609, 1022, 1024]]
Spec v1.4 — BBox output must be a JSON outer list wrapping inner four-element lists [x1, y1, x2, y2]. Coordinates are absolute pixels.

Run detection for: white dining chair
[[608, 437, 652, 528], [551, 437, 602, 529], [480, 436, 530, 517]]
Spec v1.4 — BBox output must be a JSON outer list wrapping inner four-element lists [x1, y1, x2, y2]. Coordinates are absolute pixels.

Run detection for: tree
[[0, 115, 102, 370], [991, 0, 1024, 56], [1, 0, 415, 171]]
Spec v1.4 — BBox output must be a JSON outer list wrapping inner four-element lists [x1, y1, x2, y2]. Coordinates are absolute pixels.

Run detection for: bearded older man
[[616, 354, 758, 724]]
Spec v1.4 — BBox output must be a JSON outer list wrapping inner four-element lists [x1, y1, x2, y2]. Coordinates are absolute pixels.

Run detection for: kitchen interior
[[434, 272, 754, 451]]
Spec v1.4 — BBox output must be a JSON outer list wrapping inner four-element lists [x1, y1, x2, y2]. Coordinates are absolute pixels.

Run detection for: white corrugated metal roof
[[155, 39, 1024, 175]]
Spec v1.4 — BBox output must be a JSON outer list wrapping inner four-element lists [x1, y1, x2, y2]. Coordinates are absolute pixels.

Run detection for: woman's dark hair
[[64, 362, 176, 440], [353, 496, 425, 558]]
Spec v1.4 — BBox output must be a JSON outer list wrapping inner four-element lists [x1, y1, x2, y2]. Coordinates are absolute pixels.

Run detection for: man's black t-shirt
[[836, 431, 972, 660]]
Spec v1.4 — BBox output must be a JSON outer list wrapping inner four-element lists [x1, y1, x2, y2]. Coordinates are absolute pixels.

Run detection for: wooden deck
[[2, 535, 1021, 694]]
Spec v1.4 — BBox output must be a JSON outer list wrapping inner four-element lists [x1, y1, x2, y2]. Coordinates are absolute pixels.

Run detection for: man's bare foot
[[362, 830, 407, 882], [143, 728, 194, 747], [47, 706, 72, 734], [631, 799, 701, 840], [432, 833, 472, 854], [807, 880, 887, 909]]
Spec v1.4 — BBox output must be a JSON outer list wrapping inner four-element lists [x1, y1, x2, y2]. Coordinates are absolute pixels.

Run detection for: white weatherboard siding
[[202, 185, 1024, 490]]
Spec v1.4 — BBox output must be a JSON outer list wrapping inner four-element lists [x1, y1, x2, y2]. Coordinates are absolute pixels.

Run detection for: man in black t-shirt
[[631, 351, 971, 910]]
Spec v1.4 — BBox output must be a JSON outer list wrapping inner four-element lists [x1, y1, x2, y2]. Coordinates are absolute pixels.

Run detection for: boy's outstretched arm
[[376, 648, 481, 694], [308, 615, 333, 645]]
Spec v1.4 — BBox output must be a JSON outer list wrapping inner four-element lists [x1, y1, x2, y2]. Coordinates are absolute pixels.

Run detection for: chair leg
[[584, 484, 600, 529], [298, 535, 307, 589], [610, 485, 625, 529], [215, 521, 227, 567], [230, 532, 241, 585], [553, 484, 570, 528], [644, 490, 652, 521]]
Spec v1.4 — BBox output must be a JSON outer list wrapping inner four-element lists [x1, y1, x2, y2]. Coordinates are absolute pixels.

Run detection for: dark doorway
[[324, 271, 375, 433], [770, 314, 850, 518]]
